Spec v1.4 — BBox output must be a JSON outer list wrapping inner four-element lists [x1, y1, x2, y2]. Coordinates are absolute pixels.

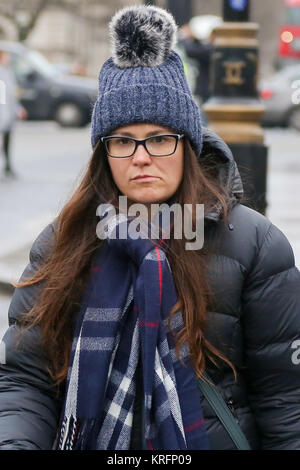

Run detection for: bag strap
[[197, 372, 251, 450]]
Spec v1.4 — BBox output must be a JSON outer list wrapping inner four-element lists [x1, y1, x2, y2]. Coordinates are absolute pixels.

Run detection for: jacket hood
[[199, 127, 244, 222]]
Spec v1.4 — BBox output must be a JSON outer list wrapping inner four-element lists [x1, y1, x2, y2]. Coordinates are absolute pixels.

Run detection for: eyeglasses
[[100, 134, 184, 158]]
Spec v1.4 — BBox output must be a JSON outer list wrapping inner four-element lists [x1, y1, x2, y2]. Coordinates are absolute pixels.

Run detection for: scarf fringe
[[58, 417, 103, 450], [58, 415, 78, 450], [74, 419, 102, 450]]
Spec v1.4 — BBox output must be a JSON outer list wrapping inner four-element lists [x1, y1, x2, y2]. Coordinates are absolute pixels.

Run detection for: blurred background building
[[0, 0, 138, 78], [0, 0, 289, 79]]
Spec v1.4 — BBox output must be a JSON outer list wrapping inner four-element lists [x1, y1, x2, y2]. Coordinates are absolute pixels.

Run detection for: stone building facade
[[0, 0, 289, 78]]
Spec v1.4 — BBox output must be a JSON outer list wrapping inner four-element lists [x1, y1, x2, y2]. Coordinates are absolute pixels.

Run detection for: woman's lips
[[131, 175, 160, 182]]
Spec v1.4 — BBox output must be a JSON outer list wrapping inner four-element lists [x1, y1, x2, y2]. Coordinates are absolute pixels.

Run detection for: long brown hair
[[16, 138, 237, 386]]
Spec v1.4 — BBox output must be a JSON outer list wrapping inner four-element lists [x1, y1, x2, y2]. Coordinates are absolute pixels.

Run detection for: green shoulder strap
[[197, 372, 251, 450]]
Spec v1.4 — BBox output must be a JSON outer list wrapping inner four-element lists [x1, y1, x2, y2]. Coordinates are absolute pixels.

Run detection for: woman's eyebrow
[[111, 129, 170, 137]]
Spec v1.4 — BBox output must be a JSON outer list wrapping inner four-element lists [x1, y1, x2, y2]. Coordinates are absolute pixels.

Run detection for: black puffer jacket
[[1, 129, 300, 450]]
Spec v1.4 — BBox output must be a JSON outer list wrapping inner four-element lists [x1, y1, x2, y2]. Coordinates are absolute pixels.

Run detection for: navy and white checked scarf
[[56, 209, 209, 450]]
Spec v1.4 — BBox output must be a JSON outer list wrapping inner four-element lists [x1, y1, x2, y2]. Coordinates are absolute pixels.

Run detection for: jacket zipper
[[226, 398, 240, 424]]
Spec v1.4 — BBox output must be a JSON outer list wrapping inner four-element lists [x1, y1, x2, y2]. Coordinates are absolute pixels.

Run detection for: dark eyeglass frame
[[100, 134, 185, 158]]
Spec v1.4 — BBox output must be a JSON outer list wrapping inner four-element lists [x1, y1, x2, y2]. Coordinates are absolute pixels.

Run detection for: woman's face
[[106, 123, 184, 210]]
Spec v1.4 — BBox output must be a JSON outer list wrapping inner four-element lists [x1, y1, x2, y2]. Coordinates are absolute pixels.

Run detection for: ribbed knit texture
[[91, 50, 202, 156]]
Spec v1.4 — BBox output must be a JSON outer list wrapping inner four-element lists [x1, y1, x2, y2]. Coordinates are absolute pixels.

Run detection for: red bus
[[278, 0, 300, 64]]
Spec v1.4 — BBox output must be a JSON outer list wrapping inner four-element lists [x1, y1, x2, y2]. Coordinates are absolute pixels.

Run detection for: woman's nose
[[131, 144, 152, 165]]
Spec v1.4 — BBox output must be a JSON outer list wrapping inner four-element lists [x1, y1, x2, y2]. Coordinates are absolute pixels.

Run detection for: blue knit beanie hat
[[91, 5, 202, 156]]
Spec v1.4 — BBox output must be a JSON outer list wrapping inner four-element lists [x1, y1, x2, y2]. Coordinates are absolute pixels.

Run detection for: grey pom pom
[[109, 5, 178, 68]]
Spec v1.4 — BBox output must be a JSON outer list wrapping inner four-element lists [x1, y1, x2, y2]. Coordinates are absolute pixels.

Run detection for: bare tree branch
[[19, 0, 50, 41], [0, 0, 138, 41], [0, 0, 80, 41]]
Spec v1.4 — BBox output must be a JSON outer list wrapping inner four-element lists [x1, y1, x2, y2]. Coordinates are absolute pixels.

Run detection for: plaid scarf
[[55, 210, 209, 450]]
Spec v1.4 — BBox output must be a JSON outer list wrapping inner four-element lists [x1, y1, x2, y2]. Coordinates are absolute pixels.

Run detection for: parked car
[[0, 40, 98, 127], [259, 64, 300, 130]]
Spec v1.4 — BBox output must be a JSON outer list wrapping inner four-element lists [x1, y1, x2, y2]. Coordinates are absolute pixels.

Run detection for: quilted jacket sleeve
[[0, 222, 62, 450], [242, 222, 300, 450]]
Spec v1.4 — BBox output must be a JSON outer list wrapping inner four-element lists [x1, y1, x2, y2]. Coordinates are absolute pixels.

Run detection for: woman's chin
[[128, 192, 168, 207]]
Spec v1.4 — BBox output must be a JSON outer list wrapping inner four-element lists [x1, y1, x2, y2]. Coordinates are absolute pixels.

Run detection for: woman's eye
[[117, 138, 131, 145], [151, 136, 166, 143]]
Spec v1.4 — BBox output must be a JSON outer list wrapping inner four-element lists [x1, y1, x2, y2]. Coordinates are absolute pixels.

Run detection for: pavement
[[0, 121, 91, 287], [0, 122, 299, 340], [264, 127, 300, 267], [0, 121, 91, 339]]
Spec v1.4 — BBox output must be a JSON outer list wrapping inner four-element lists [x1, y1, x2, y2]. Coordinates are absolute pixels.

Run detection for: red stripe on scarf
[[184, 418, 204, 433], [154, 245, 163, 305], [140, 321, 159, 328], [158, 220, 174, 244], [147, 439, 154, 450]]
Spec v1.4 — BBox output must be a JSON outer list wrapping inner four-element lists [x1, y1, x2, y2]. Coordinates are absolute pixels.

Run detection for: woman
[[0, 5, 300, 451]]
